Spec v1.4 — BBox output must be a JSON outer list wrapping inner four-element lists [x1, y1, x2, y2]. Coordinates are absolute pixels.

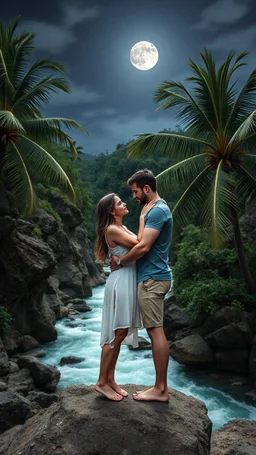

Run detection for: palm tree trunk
[[230, 204, 256, 293]]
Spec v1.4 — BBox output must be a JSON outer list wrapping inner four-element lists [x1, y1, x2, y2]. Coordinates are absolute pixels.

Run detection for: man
[[111, 168, 172, 402]]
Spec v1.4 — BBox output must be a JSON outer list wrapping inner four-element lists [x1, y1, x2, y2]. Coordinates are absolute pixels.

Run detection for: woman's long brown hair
[[95, 193, 117, 262]]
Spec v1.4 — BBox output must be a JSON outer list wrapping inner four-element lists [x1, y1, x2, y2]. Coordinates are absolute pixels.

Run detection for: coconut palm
[[128, 50, 256, 292], [0, 17, 88, 215]]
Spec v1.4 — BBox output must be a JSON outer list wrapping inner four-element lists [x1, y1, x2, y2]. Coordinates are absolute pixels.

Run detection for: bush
[[38, 198, 62, 225], [31, 226, 42, 238], [0, 306, 13, 335], [173, 225, 256, 323]]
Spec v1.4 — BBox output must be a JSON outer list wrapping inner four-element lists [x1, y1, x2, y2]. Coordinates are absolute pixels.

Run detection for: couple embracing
[[95, 169, 172, 402]]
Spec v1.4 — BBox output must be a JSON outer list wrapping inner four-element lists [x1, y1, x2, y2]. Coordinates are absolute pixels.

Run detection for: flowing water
[[42, 284, 256, 430]]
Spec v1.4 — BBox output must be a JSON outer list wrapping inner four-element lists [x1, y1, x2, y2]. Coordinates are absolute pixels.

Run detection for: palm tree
[[128, 50, 256, 292], [0, 17, 88, 215]]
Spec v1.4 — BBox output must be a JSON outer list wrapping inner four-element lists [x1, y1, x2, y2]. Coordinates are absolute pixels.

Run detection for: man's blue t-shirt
[[137, 200, 172, 283]]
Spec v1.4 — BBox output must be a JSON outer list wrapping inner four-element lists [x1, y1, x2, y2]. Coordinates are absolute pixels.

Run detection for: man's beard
[[139, 192, 148, 205]]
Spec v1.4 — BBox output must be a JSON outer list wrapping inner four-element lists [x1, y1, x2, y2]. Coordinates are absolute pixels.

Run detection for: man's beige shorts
[[138, 279, 171, 328]]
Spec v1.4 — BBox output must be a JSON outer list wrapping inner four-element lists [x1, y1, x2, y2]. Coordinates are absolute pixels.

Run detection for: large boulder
[[169, 334, 214, 365], [17, 356, 60, 392], [200, 307, 241, 338], [164, 303, 191, 340], [205, 323, 253, 349], [2, 384, 212, 455], [211, 419, 256, 455], [7, 367, 35, 395], [0, 391, 31, 434]]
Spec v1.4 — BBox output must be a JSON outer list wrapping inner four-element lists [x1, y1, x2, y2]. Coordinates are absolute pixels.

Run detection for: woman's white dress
[[100, 242, 141, 348]]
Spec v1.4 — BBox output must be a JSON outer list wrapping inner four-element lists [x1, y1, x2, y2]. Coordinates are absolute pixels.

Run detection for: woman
[[94, 193, 153, 401]]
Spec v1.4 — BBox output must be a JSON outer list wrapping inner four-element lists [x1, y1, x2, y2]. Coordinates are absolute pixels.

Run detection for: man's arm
[[119, 227, 160, 265]]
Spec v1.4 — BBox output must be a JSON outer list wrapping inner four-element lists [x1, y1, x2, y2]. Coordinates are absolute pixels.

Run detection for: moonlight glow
[[130, 41, 159, 71]]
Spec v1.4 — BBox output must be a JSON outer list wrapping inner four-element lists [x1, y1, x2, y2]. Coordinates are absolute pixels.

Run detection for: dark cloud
[[3, 0, 256, 154]]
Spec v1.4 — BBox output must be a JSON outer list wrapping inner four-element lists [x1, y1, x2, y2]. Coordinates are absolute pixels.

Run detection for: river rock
[[169, 334, 214, 365], [17, 356, 60, 392], [2, 384, 212, 455], [28, 391, 59, 409], [211, 419, 256, 455], [2, 328, 23, 355], [205, 323, 253, 349], [127, 336, 151, 350], [0, 391, 31, 434], [59, 356, 85, 366], [19, 335, 40, 352], [7, 367, 35, 395], [164, 303, 191, 340], [201, 307, 241, 338], [0, 380, 7, 391]]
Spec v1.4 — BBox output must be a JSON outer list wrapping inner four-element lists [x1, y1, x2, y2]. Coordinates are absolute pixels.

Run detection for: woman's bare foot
[[132, 387, 169, 402], [95, 383, 123, 401], [108, 380, 128, 397]]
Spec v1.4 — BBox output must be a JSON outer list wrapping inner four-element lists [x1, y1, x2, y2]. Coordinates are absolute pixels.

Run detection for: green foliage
[[77, 141, 181, 238], [0, 17, 88, 215], [38, 198, 62, 225], [173, 225, 256, 323], [31, 226, 42, 238], [0, 306, 12, 335]]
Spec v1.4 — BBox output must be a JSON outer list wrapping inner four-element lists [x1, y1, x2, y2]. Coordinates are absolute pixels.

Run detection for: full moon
[[130, 41, 159, 71]]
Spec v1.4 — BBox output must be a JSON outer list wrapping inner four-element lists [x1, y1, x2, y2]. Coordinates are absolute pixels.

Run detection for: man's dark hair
[[127, 169, 156, 192]]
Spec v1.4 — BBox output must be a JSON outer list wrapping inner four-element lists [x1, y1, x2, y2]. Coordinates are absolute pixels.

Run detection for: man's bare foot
[[95, 383, 123, 401], [132, 387, 169, 402], [108, 380, 128, 397]]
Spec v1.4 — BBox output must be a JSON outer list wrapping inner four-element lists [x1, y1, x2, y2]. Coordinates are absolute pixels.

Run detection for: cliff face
[[0, 190, 105, 351]]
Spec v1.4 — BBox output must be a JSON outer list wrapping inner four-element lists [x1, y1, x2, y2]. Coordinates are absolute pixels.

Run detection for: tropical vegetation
[[0, 16, 88, 215], [173, 225, 256, 322], [128, 50, 256, 292]]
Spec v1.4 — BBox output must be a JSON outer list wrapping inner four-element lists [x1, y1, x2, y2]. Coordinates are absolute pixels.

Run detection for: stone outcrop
[[0, 188, 105, 419], [211, 419, 256, 455], [165, 301, 256, 393], [0, 384, 212, 455], [169, 334, 214, 365]]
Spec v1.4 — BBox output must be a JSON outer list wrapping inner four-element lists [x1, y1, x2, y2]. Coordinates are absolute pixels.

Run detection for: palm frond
[[156, 153, 206, 193], [202, 161, 235, 247], [236, 165, 256, 201], [154, 80, 216, 136], [128, 132, 213, 160], [22, 136, 76, 203], [12, 76, 70, 113], [241, 153, 256, 177], [229, 110, 256, 144], [0, 49, 15, 104], [21, 117, 88, 156], [3, 141, 37, 215], [13, 58, 67, 102], [0, 110, 25, 133], [225, 67, 256, 134], [171, 166, 212, 230]]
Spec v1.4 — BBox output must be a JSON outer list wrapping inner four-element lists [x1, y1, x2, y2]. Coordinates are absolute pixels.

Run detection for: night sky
[[2, 0, 256, 154]]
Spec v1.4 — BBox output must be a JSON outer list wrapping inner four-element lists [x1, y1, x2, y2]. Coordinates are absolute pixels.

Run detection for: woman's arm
[[107, 225, 138, 249], [137, 214, 145, 242]]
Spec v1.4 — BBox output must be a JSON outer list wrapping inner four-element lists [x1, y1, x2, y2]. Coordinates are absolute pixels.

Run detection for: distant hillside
[[76, 141, 180, 235]]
